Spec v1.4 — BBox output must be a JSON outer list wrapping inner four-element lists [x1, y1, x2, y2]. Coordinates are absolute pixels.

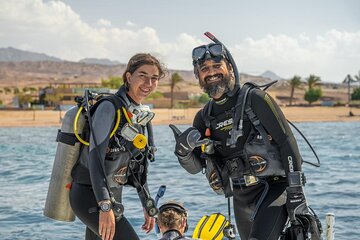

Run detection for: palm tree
[[306, 74, 321, 89], [354, 71, 360, 82], [289, 75, 302, 106], [342, 74, 356, 116], [170, 72, 184, 108]]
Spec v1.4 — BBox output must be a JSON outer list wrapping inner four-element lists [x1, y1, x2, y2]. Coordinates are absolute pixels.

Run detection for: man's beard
[[200, 73, 234, 98]]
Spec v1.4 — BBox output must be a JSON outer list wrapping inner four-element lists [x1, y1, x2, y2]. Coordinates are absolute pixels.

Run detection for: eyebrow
[[200, 62, 222, 68], [139, 70, 159, 77]]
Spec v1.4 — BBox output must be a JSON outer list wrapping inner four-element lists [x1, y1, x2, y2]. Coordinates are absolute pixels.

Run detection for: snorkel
[[203, 32, 240, 97]]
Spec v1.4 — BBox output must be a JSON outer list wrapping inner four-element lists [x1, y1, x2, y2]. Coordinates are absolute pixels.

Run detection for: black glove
[[286, 186, 308, 223], [169, 124, 209, 157]]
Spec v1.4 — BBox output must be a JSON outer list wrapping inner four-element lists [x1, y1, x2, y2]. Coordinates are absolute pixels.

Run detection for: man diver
[[169, 36, 322, 239]]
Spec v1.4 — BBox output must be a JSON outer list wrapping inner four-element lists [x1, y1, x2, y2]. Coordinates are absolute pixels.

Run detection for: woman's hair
[[158, 209, 185, 229], [122, 53, 166, 86]]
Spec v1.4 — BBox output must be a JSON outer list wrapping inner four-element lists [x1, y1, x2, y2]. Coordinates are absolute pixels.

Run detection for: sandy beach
[[0, 106, 359, 128]]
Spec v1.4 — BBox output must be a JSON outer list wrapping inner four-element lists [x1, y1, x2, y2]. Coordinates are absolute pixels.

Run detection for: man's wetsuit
[[178, 87, 303, 240], [70, 90, 151, 240]]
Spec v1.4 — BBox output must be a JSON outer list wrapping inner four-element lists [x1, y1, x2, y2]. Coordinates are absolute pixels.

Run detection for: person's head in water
[[122, 53, 166, 104], [157, 201, 188, 235], [192, 43, 235, 99]]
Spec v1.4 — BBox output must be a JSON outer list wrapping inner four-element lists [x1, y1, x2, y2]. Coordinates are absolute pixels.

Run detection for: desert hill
[[0, 47, 352, 107]]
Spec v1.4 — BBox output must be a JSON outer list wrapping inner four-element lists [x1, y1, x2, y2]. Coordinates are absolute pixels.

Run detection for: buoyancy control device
[[201, 81, 321, 195], [44, 88, 157, 222]]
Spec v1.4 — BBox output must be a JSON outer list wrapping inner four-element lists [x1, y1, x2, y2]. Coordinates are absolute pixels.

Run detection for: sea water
[[0, 122, 359, 239]]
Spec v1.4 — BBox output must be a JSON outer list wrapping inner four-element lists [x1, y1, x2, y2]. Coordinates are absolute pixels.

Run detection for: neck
[[127, 91, 142, 105], [163, 229, 183, 236]]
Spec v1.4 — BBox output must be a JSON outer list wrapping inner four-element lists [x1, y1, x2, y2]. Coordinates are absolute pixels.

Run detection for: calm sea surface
[[0, 122, 359, 239]]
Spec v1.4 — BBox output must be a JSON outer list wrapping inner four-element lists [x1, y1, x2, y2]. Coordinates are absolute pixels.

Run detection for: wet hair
[[122, 53, 166, 87], [158, 208, 185, 230]]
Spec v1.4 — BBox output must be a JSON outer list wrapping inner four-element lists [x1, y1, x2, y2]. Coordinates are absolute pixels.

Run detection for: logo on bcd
[[288, 156, 294, 172], [249, 155, 267, 173]]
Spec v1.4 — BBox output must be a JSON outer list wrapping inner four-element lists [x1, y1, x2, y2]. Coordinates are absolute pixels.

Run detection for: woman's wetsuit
[[180, 87, 303, 240], [70, 91, 151, 240]]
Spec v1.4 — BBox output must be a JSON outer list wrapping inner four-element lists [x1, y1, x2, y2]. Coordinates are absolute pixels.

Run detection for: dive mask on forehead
[[192, 43, 227, 65]]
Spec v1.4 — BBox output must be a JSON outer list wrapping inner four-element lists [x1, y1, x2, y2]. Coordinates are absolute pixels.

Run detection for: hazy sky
[[0, 0, 359, 82]]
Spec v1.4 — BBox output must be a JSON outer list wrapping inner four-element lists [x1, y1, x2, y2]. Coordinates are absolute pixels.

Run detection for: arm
[[88, 100, 116, 203], [251, 90, 308, 222], [169, 111, 206, 174], [250, 89, 302, 173]]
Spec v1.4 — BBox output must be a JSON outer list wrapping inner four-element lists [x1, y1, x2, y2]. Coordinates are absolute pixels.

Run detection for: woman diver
[[69, 53, 166, 240]]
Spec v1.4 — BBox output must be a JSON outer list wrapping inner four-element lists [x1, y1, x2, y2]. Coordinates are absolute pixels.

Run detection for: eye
[[151, 76, 159, 82], [138, 74, 146, 79], [200, 66, 209, 72]]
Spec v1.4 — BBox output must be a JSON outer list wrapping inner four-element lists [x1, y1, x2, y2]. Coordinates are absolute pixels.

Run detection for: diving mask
[[192, 43, 227, 65]]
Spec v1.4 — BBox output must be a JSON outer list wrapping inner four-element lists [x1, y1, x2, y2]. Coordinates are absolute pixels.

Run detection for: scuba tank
[[43, 105, 85, 222]]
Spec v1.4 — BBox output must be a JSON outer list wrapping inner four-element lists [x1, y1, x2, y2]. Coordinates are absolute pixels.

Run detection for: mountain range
[[0, 47, 287, 87]]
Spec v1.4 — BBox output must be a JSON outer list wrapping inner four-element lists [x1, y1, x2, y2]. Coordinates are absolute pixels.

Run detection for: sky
[[0, 0, 359, 83]]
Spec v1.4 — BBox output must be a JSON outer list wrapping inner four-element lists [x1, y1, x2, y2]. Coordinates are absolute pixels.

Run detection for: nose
[[143, 76, 152, 86], [207, 66, 218, 76]]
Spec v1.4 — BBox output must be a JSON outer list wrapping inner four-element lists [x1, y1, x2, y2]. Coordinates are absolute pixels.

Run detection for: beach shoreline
[[0, 106, 359, 128]]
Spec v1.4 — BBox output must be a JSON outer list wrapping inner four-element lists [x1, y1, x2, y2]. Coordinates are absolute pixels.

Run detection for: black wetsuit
[[70, 90, 151, 240], [179, 87, 303, 240], [159, 229, 194, 240]]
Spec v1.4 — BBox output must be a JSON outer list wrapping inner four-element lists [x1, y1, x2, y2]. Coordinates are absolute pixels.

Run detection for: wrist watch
[[99, 201, 112, 212]]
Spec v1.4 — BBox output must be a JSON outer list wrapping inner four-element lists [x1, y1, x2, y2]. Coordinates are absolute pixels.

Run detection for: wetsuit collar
[[213, 85, 240, 105], [214, 95, 228, 105], [160, 229, 184, 240], [115, 85, 140, 106]]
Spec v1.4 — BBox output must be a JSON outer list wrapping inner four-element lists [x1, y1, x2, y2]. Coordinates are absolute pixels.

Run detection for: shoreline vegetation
[[0, 106, 359, 127]]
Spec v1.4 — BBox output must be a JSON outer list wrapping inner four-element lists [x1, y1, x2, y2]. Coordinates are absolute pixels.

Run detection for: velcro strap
[[88, 206, 99, 213], [56, 129, 79, 146]]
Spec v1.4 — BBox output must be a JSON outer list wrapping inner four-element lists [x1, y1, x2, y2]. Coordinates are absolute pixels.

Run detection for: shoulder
[[195, 109, 203, 121], [248, 87, 266, 101], [193, 108, 205, 127], [93, 99, 116, 116]]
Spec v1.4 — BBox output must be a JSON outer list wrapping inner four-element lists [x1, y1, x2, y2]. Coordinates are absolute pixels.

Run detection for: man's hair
[[158, 208, 185, 229]]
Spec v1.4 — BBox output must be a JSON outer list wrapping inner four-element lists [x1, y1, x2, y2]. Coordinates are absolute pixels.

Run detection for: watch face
[[100, 202, 111, 212]]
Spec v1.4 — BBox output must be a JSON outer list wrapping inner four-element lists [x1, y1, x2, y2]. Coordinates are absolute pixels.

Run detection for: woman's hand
[[141, 208, 155, 233], [99, 210, 115, 240]]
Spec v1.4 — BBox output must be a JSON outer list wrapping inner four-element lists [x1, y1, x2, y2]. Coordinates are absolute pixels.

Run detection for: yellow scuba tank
[[43, 106, 85, 222]]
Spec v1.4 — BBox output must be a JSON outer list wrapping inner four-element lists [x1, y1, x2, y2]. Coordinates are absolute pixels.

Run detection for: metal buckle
[[244, 175, 259, 187]]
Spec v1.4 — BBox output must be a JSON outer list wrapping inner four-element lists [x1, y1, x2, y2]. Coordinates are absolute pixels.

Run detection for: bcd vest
[[70, 87, 156, 190], [201, 82, 285, 196]]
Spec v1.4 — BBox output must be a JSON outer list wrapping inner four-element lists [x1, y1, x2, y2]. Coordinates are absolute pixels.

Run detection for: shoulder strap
[[226, 83, 256, 147], [244, 95, 274, 154], [201, 99, 214, 129]]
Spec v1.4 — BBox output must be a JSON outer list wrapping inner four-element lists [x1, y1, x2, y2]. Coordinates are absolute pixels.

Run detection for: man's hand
[[286, 186, 308, 223], [169, 124, 209, 156]]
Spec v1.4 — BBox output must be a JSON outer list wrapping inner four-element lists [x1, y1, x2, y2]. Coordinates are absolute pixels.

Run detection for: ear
[[181, 217, 187, 228], [126, 72, 132, 83], [226, 60, 233, 72]]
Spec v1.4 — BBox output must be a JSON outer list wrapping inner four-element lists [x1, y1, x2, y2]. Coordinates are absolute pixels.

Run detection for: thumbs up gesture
[[169, 124, 209, 157]]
